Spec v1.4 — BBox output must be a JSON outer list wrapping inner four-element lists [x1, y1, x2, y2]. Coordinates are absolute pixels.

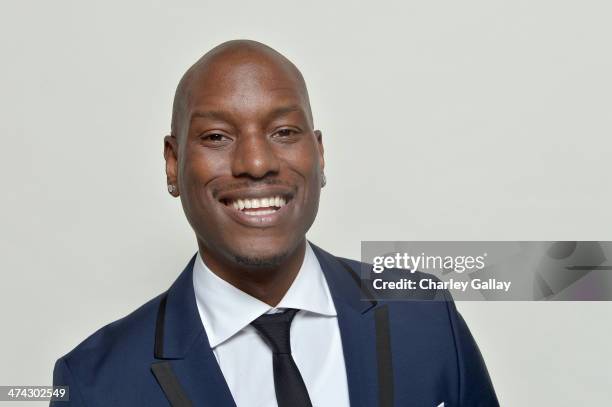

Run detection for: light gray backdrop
[[1, 1, 611, 405]]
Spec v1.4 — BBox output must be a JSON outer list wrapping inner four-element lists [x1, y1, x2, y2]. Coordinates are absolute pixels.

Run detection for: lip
[[216, 185, 296, 228], [216, 185, 295, 203], [219, 195, 293, 228]]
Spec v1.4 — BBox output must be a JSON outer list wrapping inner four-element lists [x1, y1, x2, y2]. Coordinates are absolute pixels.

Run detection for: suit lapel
[[310, 243, 393, 407], [152, 245, 393, 407], [151, 256, 236, 407]]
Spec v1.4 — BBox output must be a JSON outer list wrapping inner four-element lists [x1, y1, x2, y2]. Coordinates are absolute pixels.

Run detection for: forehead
[[184, 57, 309, 118]]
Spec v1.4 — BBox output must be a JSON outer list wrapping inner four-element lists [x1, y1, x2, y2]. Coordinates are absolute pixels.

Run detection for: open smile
[[218, 189, 295, 227]]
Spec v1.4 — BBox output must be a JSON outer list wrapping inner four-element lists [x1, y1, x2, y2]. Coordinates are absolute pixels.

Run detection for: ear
[[164, 134, 180, 197], [314, 130, 325, 172]]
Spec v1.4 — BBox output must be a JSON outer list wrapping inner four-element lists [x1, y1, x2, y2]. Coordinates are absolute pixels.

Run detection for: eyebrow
[[266, 105, 303, 120], [189, 105, 305, 124], [190, 110, 233, 123]]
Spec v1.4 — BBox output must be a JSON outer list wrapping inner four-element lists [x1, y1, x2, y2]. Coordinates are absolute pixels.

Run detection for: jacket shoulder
[[59, 293, 164, 380], [335, 255, 499, 405]]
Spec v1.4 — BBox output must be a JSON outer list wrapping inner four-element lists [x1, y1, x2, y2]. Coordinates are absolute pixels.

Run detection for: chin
[[231, 252, 288, 268], [224, 234, 300, 269]]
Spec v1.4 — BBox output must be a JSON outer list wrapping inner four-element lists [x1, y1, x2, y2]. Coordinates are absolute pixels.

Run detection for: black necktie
[[250, 308, 313, 407]]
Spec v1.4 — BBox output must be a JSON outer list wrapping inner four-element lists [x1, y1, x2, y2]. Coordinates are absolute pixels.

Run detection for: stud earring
[[321, 173, 327, 188], [168, 184, 176, 194]]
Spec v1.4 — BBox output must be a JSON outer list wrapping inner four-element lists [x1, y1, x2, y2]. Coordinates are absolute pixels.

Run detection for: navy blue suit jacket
[[51, 243, 499, 406]]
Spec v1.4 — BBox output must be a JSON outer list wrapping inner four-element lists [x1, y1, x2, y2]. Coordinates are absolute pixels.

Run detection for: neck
[[197, 239, 307, 307]]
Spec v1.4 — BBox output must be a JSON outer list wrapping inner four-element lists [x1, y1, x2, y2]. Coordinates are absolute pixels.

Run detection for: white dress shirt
[[192, 243, 351, 407]]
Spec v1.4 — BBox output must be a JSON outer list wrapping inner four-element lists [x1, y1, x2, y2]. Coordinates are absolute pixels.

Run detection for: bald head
[[170, 40, 313, 141], [163, 39, 325, 277]]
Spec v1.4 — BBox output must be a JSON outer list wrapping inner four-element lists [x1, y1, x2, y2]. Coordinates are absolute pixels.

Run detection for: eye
[[199, 132, 232, 146], [204, 133, 227, 141], [272, 128, 301, 142], [276, 129, 295, 137]]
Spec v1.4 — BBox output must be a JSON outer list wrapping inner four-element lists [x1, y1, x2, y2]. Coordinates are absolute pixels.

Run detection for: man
[[51, 40, 499, 406]]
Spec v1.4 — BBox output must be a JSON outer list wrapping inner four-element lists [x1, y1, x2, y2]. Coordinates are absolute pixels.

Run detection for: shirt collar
[[193, 242, 337, 348]]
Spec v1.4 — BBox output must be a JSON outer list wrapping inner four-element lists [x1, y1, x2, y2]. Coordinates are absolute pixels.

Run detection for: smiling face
[[164, 42, 324, 270]]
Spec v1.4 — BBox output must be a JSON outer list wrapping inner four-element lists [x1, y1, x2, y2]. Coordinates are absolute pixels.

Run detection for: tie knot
[[250, 308, 299, 354]]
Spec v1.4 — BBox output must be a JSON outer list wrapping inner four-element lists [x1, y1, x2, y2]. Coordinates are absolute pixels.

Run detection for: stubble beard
[[231, 251, 290, 268]]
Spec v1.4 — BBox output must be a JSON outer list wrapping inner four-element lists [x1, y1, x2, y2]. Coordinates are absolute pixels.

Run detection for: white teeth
[[227, 195, 289, 212], [244, 209, 276, 216]]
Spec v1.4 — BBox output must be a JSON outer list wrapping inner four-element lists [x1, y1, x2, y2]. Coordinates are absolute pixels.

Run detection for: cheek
[[301, 148, 323, 188], [280, 144, 322, 210], [182, 146, 226, 183], [281, 140, 322, 177], [180, 150, 225, 209]]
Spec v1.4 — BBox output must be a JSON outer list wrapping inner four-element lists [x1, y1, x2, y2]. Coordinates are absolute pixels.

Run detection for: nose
[[231, 132, 281, 179]]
